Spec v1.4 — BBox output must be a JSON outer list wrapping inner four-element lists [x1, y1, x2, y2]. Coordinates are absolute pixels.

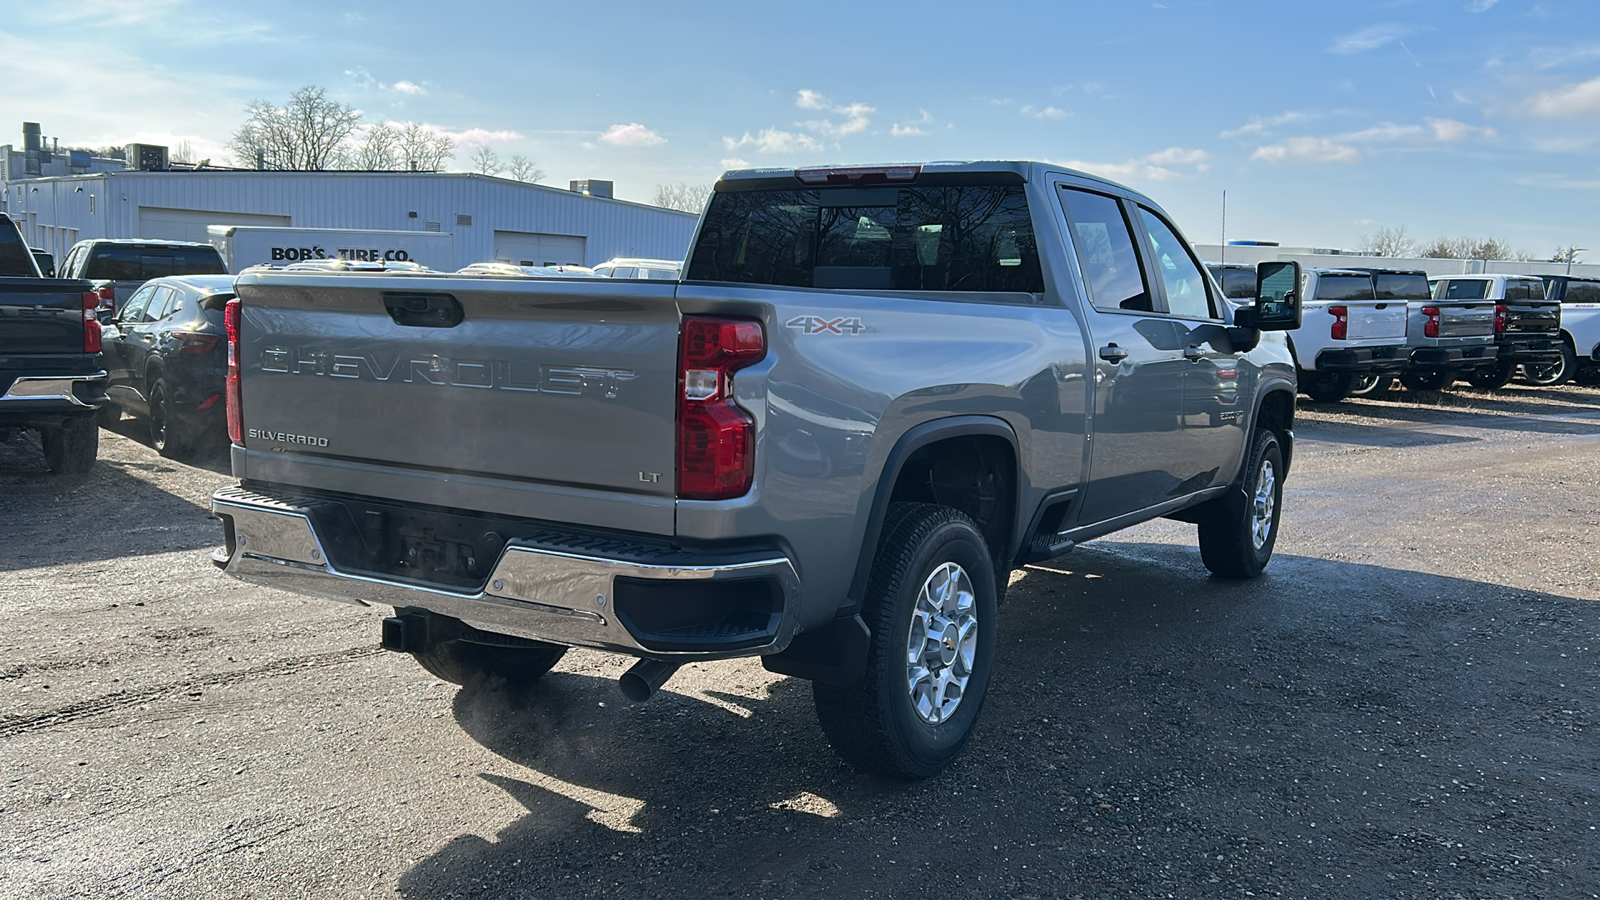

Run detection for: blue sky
[[5, 0, 1599, 257]]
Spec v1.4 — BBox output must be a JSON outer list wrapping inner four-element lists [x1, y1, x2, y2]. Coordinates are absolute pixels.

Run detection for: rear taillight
[[1328, 305, 1348, 341], [1422, 305, 1441, 339], [172, 331, 222, 355], [97, 284, 114, 305], [1493, 303, 1508, 334], [81, 291, 101, 353], [677, 316, 765, 500], [225, 299, 243, 445]]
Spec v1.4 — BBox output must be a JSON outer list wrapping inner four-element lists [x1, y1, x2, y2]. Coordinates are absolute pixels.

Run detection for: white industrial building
[[1, 126, 699, 271]]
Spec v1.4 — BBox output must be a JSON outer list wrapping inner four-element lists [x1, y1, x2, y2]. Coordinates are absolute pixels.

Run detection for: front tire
[[1400, 370, 1453, 393], [42, 416, 98, 475], [1466, 360, 1516, 390], [1348, 373, 1393, 397], [148, 379, 191, 459], [1197, 428, 1283, 579], [1302, 370, 1353, 404], [813, 503, 998, 780]]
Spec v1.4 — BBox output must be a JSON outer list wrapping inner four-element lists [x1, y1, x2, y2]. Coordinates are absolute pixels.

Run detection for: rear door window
[[687, 181, 1045, 296], [141, 287, 176, 322], [612, 266, 638, 278], [119, 284, 157, 322], [0, 217, 37, 276], [1060, 188, 1150, 312], [1564, 282, 1600, 304], [1443, 280, 1490, 300]]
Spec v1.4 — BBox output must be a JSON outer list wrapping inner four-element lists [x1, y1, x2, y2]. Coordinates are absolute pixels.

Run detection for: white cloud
[[391, 80, 424, 96], [599, 123, 665, 147], [1426, 117, 1496, 141], [1252, 138, 1362, 163], [796, 89, 829, 110], [891, 110, 933, 137], [1465, 0, 1498, 10], [1525, 76, 1600, 117], [720, 157, 751, 170], [1057, 147, 1211, 182], [723, 129, 824, 155], [1033, 106, 1068, 120], [803, 102, 874, 138], [1339, 123, 1427, 142], [398, 125, 520, 148], [1220, 111, 1317, 139], [1329, 24, 1411, 54]]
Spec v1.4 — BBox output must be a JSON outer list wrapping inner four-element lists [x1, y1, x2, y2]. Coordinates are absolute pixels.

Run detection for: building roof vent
[[569, 178, 613, 199]]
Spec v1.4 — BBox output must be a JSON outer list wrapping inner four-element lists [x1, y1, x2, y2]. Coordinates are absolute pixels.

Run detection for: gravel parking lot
[[3, 387, 1598, 899]]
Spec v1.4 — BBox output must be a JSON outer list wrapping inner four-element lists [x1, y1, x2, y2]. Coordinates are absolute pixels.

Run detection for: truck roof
[[715, 160, 1155, 204]]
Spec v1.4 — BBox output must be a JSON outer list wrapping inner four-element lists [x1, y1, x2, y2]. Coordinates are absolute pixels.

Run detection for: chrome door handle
[[1098, 344, 1128, 362], [1183, 345, 1205, 361]]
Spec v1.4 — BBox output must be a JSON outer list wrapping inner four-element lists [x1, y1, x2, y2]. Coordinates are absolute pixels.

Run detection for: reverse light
[[1422, 305, 1441, 339], [81, 291, 101, 353], [677, 316, 765, 500], [1328, 305, 1348, 341], [1493, 303, 1508, 334], [225, 298, 243, 445]]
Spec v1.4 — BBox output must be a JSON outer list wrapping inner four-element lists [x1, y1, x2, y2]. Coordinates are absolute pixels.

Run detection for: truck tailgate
[[1345, 302, 1407, 342], [1505, 301, 1560, 336], [234, 273, 681, 505], [1435, 303, 1495, 338]]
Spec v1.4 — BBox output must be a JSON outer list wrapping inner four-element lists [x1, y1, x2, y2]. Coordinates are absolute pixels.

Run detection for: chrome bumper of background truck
[[210, 485, 799, 658]]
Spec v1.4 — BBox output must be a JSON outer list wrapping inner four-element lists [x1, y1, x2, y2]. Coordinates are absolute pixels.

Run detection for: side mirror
[[97, 308, 113, 325], [1253, 260, 1302, 331]]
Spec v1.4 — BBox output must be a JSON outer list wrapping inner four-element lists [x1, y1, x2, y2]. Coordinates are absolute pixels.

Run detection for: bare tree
[[170, 139, 194, 165], [229, 86, 360, 170], [652, 182, 713, 213], [1553, 245, 1585, 265], [508, 155, 545, 183], [351, 123, 401, 170], [1421, 236, 1522, 260], [1355, 225, 1416, 257], [470, 145, 503, 176], [398, 123, 453, 172]]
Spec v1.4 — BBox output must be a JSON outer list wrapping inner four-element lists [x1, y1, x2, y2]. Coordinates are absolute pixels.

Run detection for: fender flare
[[843, 415, 1021, 612]]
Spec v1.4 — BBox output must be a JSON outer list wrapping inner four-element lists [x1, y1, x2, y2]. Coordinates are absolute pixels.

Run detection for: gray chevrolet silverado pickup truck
[[210, 162, 1302, 779]]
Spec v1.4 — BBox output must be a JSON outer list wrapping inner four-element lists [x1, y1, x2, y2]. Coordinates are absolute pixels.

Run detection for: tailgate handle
[[383, 292, 463, 328]]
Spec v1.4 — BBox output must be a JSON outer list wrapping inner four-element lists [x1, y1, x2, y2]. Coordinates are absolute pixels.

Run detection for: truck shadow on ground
[[1332, 400, 1600, 437], [396, 542, 1600, 899], [0, 432, 221, 571], [99, 416, 231, 474]]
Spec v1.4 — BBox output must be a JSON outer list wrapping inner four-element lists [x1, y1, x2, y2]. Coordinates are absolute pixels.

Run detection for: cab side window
[[1137, 207, 1215, 319], [140, 287, 175, 323], [1060, 188, 1151, 312]]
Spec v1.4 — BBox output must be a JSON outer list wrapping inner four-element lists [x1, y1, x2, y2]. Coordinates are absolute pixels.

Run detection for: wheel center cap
[[937, 622, 959, 667]]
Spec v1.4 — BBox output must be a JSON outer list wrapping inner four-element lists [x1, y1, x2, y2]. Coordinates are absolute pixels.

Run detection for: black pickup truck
[[0, 217, 106, 473]]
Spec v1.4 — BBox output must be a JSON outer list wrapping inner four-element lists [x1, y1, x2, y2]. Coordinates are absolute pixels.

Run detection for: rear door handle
[[1098, 344, 1128, 362], [1183, 345, 1205, 361]]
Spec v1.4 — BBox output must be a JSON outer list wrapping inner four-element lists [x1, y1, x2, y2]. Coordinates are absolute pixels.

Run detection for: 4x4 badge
[[786, 315, 866, 335]]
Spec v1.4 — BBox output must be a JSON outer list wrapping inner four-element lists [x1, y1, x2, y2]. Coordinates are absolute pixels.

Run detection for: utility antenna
[[1220, 190, 1227, 266]]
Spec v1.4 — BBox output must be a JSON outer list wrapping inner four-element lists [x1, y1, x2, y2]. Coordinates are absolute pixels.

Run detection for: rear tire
[[42, 416, 98, 475], [1197, 428, 1283, 580], [1466, 360, 1516, 390], [413, 638, 567, 688], [1523, 340, 1575, 387], [812, 502, 998, 780], [149, 379, 192, 460], [1302, 370, 1353, 403]]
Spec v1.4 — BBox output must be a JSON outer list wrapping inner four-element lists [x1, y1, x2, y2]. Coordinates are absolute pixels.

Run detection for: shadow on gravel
[[398, 543, 1600, 899], [100, 415, 231, 474], [0, 432, 221, 571], [1298, 420, 1481, 449], [1337, 401, 1600, 437]]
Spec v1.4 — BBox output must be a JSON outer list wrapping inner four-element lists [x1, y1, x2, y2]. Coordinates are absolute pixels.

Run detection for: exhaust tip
[[619, 658, 681, 703]]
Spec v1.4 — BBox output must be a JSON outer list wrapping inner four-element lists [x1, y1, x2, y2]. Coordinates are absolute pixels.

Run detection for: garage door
[[138, 207, 291, 243], [492, 231, 587, 267]]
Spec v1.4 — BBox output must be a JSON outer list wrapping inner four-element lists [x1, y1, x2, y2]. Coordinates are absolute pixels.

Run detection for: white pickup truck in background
[[1290, 268, 1409, 403], [1528, 275, 1600, 386]]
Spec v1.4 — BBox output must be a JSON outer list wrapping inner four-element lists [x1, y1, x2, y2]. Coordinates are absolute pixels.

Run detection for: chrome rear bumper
[[210, 485, 799, 658]]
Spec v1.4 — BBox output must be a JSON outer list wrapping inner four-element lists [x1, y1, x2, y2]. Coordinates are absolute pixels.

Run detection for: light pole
[[1568, 248, 1587, 276]]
